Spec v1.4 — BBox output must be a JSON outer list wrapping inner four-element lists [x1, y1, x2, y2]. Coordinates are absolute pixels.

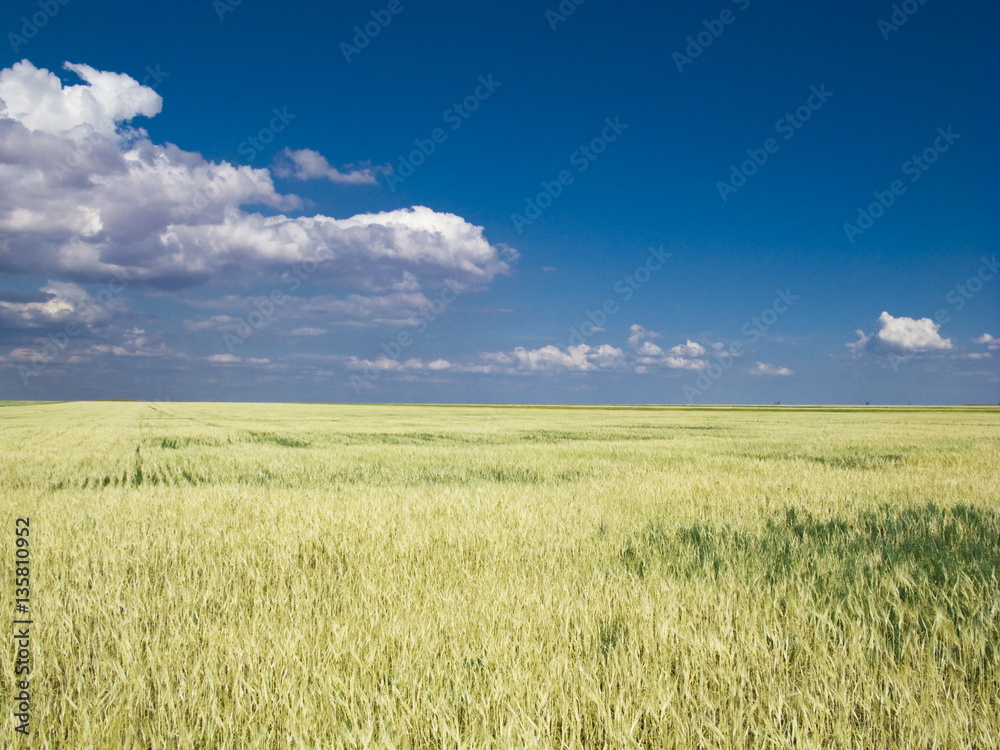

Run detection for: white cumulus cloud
[[848, 312, 953, 355], [631, 331, 710, 370], [273, 147, 383, 185], [352, 327, 716, 380], [666, 340, 706, 358], [628, 324, 660, 347], [750, 361, 793, 376], [0, 60, 516, 296], [0, 60, 161, 137], [973, 333, 999, 350]]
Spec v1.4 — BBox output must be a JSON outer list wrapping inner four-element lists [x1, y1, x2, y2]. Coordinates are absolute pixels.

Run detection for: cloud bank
[[0, 60, 515, 293], [347, 326, 718, 377]]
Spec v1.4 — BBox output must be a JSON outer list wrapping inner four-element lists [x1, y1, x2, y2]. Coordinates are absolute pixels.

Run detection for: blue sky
[[0, 0, 997, 404]]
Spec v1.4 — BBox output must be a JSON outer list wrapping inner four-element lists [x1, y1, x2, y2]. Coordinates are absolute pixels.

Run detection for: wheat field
[[1, 400, 997, 748]]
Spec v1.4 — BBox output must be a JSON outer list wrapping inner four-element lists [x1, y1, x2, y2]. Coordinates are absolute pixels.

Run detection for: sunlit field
[[2, 401, 998, 749]]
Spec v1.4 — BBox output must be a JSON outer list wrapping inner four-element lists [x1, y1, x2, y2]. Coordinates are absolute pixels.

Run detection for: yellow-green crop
[[1, 401, 997, 748]]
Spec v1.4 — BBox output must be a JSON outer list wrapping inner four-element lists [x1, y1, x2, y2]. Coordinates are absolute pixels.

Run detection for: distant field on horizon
[[5, 400, 998, 410], [1, 401, 997, 748]]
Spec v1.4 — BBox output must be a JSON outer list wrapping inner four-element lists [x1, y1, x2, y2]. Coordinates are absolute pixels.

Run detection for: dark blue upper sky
[[0, 0, 997, 403]]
